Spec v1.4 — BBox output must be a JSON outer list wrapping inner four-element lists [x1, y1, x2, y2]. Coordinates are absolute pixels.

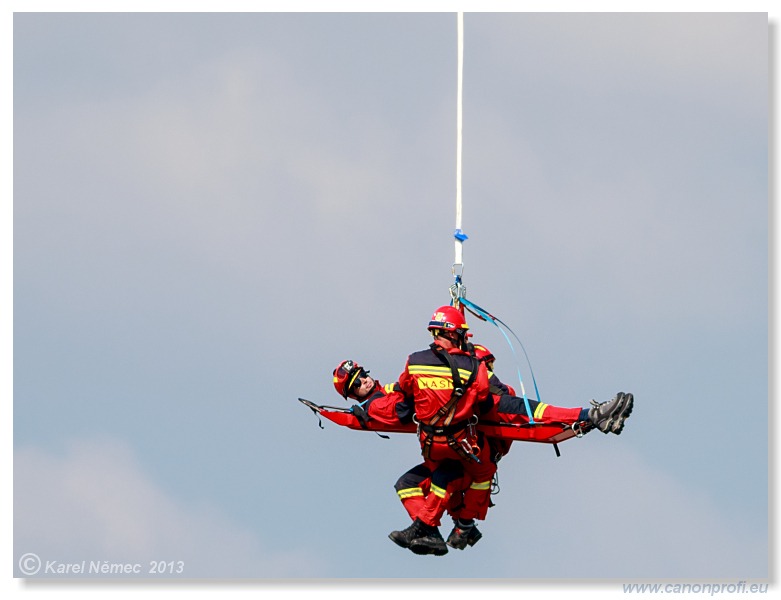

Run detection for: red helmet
[[333, 359, 368, 398], [472, 344, 495, 363], [428, 305, 469, 333]]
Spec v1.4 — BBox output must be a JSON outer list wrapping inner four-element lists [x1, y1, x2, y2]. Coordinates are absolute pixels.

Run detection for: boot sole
[[390, 532, 448, 556], [409, 540, 448, 556], [609, 393, 634, 434]]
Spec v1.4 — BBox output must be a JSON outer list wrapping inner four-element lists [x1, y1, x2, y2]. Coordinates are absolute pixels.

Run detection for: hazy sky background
[[10, 8, 769, 586]]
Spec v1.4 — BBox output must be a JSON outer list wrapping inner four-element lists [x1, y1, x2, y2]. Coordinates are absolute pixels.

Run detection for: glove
[[351, 404, 370, 428]]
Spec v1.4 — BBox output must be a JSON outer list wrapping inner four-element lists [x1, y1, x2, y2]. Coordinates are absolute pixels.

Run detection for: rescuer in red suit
[[386, 305, 496, 555]]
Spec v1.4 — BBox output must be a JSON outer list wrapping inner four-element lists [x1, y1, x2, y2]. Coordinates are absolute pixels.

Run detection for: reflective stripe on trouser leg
[[397, 487, 426, 521], [533, 402, 549, 420], [417, 456, 465, 527], [417, 483, 452, 527], [535, 405, 582, 424], [397, 487, 425, 500], [460, 484, 491, 521], [394, 464, 432, 522]]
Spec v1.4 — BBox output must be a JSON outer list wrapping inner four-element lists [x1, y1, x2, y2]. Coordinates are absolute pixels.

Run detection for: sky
[[6, 4, 772, 595]]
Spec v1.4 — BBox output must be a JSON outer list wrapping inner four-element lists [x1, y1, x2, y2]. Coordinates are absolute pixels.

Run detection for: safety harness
[[418, 344, 482, 463]]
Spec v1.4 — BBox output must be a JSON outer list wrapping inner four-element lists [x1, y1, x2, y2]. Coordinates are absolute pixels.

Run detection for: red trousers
[[410, 437, 496, 527]]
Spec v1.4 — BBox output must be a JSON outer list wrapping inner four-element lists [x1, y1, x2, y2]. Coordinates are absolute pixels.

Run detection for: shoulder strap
[[428, 344, 479, 426]]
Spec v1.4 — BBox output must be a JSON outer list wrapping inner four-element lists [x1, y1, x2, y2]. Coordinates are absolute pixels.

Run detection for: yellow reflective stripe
[[407, 365, 474, 379], [384, 383, 396, 394], [397, 487, 424, 500], [534, 402, 548, 420], [431, 484, 447, 498], [469, 480, 491, 491], [407, 365, 451, 373]]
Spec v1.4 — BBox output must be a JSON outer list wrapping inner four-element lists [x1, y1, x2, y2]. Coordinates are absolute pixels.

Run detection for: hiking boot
[[588, 392, 634, 434], [446, 521, 483, 550], [409, 525, 448, 556], [389, 518, 448, 556]]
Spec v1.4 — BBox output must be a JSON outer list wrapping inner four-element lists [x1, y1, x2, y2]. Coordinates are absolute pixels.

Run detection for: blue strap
[[458, 297, 540, 424]]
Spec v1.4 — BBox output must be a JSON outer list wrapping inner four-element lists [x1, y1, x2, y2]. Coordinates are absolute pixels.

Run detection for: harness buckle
[[466, 414, 478, 439], [459, 437, 481, 463]]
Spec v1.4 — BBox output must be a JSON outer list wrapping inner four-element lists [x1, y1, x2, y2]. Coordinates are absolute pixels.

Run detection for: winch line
[[453, 12, 465, 280]]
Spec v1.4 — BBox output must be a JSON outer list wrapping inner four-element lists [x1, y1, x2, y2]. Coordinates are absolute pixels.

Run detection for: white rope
[[454, 11, 464, 275]]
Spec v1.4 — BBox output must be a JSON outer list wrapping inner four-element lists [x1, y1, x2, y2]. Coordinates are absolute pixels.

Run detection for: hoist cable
[[453, 12, 465, 278]]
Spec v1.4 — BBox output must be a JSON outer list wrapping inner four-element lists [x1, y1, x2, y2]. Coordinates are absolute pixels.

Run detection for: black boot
[[389, 518, 448, 556], [446, 519, 483, 550]]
